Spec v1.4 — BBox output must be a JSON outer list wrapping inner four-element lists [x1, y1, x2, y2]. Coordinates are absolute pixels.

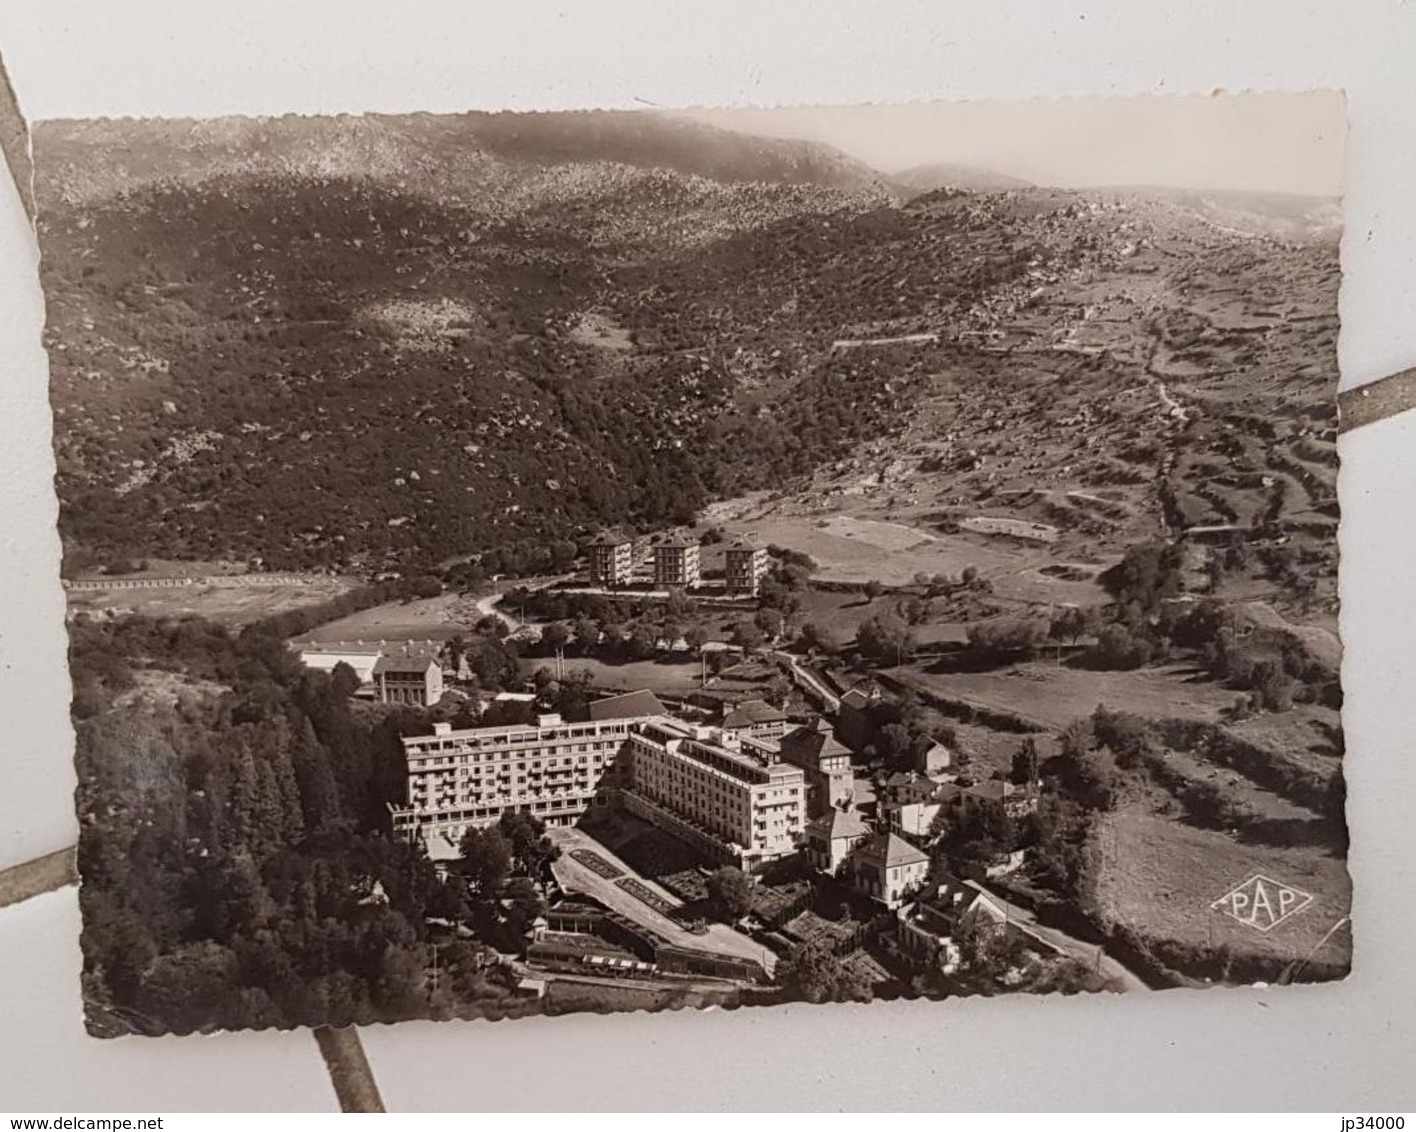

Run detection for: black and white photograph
[[35, 91, 1350, 1036]]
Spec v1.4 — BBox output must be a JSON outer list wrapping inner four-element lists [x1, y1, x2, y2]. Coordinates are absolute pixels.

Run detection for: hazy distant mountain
[[1088, 186, 1342, 243], [34, 111, 892, 207], [891, 162, 1033, 196]]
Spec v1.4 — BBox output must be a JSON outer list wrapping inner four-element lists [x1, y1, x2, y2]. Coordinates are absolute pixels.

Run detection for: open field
[[522, 655, 706, 698], [296, 592, 482, 643], [1145, 742, 1318, 823], [791, 588, 970, 647], [951, 721, 1056, 780], [1225, 706, 1344, 781], [718, 512, 1108, 606], [65, 574, 360, 627], [1091, 810, 1351, 978], [897, 659, 1241, 732]]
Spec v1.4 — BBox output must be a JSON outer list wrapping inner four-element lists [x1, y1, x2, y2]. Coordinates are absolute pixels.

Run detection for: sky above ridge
[[684, 91, 1345, 196]]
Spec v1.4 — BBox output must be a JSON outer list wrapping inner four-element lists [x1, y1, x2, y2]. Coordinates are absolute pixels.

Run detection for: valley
[[46, 108, 1347, 1012]]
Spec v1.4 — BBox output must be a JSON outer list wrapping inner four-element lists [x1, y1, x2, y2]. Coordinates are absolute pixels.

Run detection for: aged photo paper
[[29, 92, 1348, 1035]]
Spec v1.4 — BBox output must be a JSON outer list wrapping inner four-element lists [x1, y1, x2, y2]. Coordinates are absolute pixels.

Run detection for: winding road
[[770, 650, 841, 712]]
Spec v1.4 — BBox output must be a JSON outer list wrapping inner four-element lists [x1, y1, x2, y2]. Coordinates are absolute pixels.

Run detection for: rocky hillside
[[34, 113, 1339, 588], [35, 111, 891, 211]]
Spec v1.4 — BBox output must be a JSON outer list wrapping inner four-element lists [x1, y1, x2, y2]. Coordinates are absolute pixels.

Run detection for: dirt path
[[966, 880, 1152, 992]]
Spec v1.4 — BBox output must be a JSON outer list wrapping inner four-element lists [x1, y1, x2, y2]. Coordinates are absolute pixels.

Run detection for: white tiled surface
[[1, 0, 1416, 1113], [0, 890, 338, 1111]]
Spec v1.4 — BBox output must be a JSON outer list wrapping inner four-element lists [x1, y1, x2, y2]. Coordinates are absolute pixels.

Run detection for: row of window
[[414, 751, 609, 775], [410, 744, 619, 771], [405, 723, 631, 756], [415, 795, 609, 825]]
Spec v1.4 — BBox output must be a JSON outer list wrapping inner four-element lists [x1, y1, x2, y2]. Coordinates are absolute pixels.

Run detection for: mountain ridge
[[34, 113, 1339, 591]]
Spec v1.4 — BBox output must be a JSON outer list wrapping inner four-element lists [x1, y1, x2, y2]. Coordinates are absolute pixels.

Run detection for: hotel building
[[622, 718, 806, 869], [393, 694, 807, 869], [391, 712, 634, 858]]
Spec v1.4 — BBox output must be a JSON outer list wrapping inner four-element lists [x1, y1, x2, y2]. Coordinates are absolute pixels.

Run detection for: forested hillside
[[71, 613, 550, 1032], [36, 112, 1339, 584]]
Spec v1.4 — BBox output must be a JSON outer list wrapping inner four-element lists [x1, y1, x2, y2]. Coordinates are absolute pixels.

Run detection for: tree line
[[70, 612, 519, 1033]]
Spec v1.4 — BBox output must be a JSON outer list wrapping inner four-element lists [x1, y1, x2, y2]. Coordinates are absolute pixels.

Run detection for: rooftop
[[780, 717, 851, 764], [636, 718, 803, 783], [721, 698, 788, 729], [840, 686, 879, 710], [404, 713, 628, 749], [854, 832, 930, 871], [807, 806, 870, 841], [910, 876, 1008, 928], [965, 779, 1020, 802], [373, 654, 439, 674], [587, 688, 667, 721], [890, 777, 950, 805]]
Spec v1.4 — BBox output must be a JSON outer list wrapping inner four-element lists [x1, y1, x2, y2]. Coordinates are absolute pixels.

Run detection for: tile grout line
[[314, 1027, 388, 1113], [0, 845, 79, 909]]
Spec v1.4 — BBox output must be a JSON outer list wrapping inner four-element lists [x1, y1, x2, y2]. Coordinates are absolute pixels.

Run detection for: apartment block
[[652, 536, 701, 588], [587, 531, 633, 587], [723, 538, 769, 595]]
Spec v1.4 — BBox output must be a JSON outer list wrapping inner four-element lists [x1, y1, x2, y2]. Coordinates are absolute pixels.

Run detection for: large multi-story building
[[391, 712, 633, 858], [652, 535, 701, 589], [392, 694, 806, 869], [622, 718, 806, 869], [587, 531, 633, 587], [723, 538, 769, 595]]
